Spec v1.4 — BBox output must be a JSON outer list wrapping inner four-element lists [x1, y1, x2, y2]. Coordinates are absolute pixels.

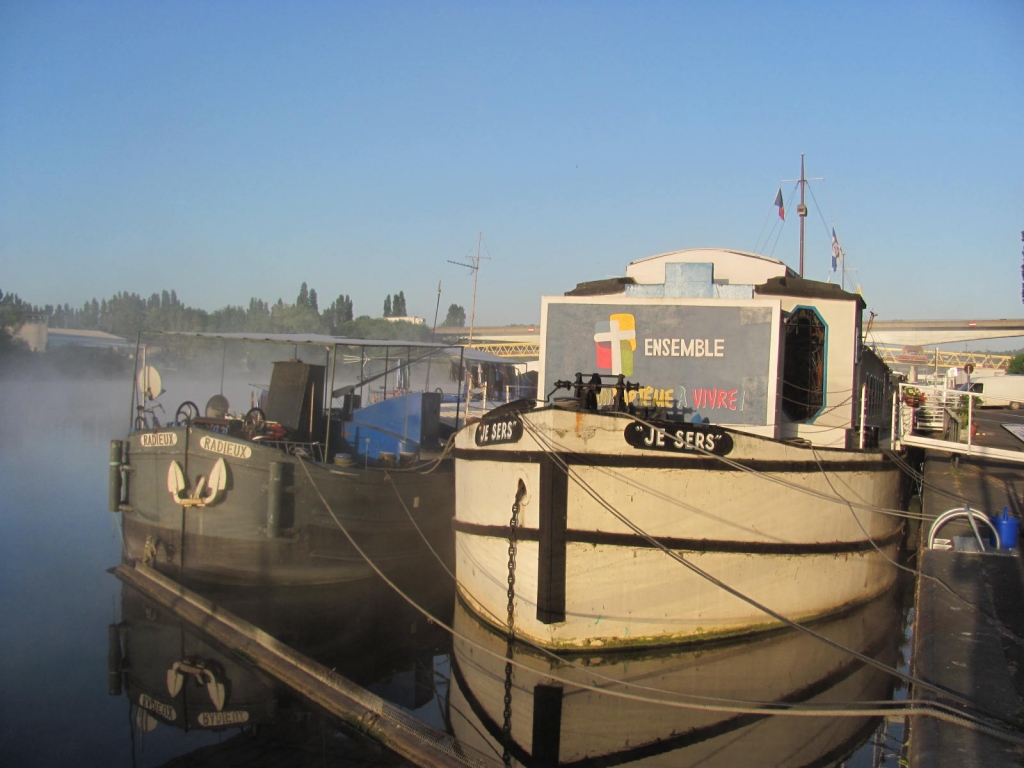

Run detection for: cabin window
[[782, 307, 826, 422]]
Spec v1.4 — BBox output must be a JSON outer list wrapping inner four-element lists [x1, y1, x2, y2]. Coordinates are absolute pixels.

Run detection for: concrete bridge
[[435, 318, 1024, 361], [865, 318, 1024, 347]]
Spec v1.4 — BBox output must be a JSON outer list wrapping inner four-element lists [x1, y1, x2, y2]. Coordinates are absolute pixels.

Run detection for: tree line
[[0, 284, 468, 349]]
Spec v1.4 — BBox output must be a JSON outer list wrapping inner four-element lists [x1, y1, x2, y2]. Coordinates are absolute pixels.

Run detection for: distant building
[[5, 319, 130, 352], [385, 316, 425, 325], [13, 313, 48, 352], [46, 328, 129, 350]]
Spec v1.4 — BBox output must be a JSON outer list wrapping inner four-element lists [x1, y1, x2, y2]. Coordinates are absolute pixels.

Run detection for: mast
[[426, 280, 442, 392], [798, 153, 807, 278]]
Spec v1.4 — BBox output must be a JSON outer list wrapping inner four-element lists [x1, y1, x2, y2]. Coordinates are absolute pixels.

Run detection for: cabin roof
[[754, 275, 866, 309], [564, 276, 637, 296], [564, 248, 804, 297], [627, 247, 795, 275]]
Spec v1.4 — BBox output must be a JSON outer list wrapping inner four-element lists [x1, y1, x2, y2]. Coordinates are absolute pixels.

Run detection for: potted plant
[[903, 387, 926, 408], [957, 393, 982, 441]]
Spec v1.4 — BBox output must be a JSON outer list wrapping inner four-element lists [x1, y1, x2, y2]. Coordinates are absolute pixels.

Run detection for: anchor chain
[[502, 480, 527, 766]]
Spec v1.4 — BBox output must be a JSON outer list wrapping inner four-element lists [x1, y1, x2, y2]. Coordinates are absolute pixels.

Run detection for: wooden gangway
[[893, 383, 1024, 465], [114, 562, 501, 768]]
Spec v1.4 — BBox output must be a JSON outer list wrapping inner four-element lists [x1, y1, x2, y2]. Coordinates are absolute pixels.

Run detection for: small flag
[[774, 188, 785, 221], [831, 227, 845, 270]]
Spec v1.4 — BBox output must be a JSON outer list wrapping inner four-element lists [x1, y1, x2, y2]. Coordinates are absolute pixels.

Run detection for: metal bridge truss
[[873, 346, 1013, 371], [469, 341, 540, 357]]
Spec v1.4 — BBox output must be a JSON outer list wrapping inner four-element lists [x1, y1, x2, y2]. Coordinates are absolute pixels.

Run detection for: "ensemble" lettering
[[643, 338, 725, 358]]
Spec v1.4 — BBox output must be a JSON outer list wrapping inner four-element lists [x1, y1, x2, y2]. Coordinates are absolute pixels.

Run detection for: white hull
[[449, 588, 903, 766], [453, 407, 904, 649]]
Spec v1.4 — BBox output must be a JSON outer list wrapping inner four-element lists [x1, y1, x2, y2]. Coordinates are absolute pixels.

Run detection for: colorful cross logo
[[594, 313, 636, 375]]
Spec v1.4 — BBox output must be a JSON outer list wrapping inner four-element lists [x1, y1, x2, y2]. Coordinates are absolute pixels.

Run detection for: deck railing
[[893, 382, 1024, 464]]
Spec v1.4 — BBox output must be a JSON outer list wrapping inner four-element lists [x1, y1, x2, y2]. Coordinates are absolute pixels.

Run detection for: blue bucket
[[990, 507, 1019, 549]]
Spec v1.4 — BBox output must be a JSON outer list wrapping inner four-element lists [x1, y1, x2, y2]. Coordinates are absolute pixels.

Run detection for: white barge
[[452, 248, 905, 650]]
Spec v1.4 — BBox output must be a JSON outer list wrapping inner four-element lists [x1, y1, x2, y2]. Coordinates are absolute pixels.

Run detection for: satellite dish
[[205, 394, 229, 419], [137, 366, 163, 401]]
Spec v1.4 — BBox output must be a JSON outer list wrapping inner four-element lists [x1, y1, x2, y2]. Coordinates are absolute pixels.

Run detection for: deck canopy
[[156, 331, 456, 349], [153, 331, 510, 363]]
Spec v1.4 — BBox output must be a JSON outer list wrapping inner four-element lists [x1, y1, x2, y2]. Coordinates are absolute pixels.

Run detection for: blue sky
[[1, 1, 1021, 328]]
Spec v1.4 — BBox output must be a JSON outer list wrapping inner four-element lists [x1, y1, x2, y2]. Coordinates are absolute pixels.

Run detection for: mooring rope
[[526, 409, 929, 522], [811, 449, 1024, 648], [390, 424, 1024, 727], [295, 453, 1024, 746], [518, 417, 1005, 719]]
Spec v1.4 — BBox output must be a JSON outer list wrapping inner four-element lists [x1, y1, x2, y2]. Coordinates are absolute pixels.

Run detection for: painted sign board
[[198, 435, 253, 460], [475, 413, 524, 446], [541, 297, 780, 426], [138, 693, 176, 721], [140, 432, 178, 448], [624, 420, 734, 455], [197, 710, 250, 727]]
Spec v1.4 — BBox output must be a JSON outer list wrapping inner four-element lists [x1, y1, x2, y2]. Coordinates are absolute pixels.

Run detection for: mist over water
[[0, 376, 138, 766], [0, 369, 446, 766]]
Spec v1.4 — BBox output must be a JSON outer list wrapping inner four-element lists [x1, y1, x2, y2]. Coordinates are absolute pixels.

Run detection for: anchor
[[166, 458, 227, 507], [166, 659, 226, 711]]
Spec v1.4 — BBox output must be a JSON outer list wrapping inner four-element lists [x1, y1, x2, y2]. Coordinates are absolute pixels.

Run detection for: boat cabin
[[544, 248, 892, 448]]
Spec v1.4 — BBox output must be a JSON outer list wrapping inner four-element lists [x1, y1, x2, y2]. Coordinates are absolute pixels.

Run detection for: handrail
[[892, 382, 1014, 460], [927, 506, 1000, 550]]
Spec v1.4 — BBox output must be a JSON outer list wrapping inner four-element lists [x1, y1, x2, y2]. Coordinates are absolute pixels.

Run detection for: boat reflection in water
[[109, 574, 451, 760], [449, 587, 906, 767]]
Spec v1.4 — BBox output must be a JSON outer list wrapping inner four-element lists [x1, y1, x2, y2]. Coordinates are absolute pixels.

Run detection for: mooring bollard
[[109, 440, 123, 512], [107, 623, 122, 696]]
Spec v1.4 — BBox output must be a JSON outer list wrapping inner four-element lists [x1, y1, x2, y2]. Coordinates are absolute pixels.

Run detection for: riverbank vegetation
[[2, 284, 467, 341], [0, 284, 468, 374]]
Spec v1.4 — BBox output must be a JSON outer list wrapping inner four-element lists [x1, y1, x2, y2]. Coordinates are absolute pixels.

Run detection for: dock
[[114, 562, 502, 768], [906, 408, 1024, 765]]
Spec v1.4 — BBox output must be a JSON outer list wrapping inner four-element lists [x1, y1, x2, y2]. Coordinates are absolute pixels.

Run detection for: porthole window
[[782, 307, 826, 422]]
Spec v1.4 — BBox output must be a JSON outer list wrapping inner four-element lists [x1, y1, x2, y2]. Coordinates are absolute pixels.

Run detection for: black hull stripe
[[449, 631, 891, 768], [452, 448, 896, 474], [452, 519, 904, 556]]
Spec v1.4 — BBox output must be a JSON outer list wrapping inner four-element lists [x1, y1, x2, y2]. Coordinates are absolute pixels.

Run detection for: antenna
[[446, 232, 489, 350], [430, 280, 442, 342], [425, 280, 443, 392]]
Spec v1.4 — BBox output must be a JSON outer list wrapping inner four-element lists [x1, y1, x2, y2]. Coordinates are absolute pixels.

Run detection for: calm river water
[[0, 376, 909, 767]]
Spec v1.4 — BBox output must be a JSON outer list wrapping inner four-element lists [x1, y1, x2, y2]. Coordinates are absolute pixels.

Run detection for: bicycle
[[135, 401, 165, 430]]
